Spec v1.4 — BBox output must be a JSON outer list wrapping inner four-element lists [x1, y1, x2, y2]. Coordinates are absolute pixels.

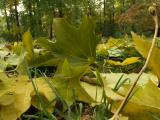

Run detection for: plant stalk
[[110, 5, 158, 120]]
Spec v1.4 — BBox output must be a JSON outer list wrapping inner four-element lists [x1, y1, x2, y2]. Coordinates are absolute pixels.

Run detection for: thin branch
[[81, 76, 101, 86], [110, 4, 159, 120]]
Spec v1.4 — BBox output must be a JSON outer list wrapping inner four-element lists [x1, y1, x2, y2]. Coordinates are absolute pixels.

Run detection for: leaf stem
[[110, 5, 158, 120]]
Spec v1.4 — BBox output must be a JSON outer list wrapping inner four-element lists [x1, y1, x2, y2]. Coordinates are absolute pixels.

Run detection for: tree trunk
[[14, 0, 22, 41], [28, 0, 33, 27], [103, 0, 106, 18], [58, 0, 63, 17], [112, 0, 115, 34], [87, 0, 92, 16], [48, 10, 55, 40], [100, 4, 102, 33], [103, 0, 106, 34], [121, 0, 125, 13], [4, 6, 10, 31], [132, 0, 136, 4], [59, 8, 63, 17], [14, 0, 20, 27], [9, 5, 14, 27]]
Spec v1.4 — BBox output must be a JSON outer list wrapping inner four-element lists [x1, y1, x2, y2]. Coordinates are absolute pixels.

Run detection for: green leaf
[[29, 52, 59, 67], [33, 16, 99, 67], [53, 16, 99, 62], [34, 37, 55, 51], [52, 59, 94, 106]]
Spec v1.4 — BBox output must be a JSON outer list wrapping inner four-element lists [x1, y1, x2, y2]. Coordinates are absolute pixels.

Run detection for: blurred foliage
[[96, 35, 144, 73], [0, 0, 159, 40]]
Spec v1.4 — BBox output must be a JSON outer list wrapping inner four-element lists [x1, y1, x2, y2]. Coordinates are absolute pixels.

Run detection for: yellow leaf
[[112, 80, 160, 120], [132, 32, 160, 80], [31, 78, 56, 112], [0, 73, 55, 120], [101, 73, 160, 119], [81, 82, 123, 104], [101, 73, 158, 88], [0, 95, 14, 106], [106, 37, 125, 49], [17, 30, 34, 74], [108, 57, 140, 66], [122, 57, 140, 65], [96, 44, 108, 56], [108, 60, 122, 66], [13, 42, 22, 55], [0, 75, 32, 120], [22, 29, 34, 62]]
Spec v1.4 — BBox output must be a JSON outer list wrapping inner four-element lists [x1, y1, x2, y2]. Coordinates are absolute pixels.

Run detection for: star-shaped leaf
[[52, 59, 94, 106], [34, 16, 100, 67]]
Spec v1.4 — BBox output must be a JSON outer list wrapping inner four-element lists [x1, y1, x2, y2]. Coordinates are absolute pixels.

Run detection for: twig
[[110, 4, 159, 120], [81, 76, 101, 86]]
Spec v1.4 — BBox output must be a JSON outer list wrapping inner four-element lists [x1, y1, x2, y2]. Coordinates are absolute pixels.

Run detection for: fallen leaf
[[52, 59, 94, 106], [103, 72, 160, 120], [108, 57, 140, 66], [101, 73, 158, 88], [106, 37, 125, 49], [0, 73, 55, 120], [112, 80, 160, 120], [81, 82, 123, 103]]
